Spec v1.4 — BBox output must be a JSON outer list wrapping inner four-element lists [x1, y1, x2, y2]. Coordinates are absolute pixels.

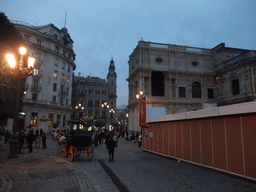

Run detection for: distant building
[[127, 41, 256, 132], [72, 58, 117, 130], [14, 21, 76, 133]]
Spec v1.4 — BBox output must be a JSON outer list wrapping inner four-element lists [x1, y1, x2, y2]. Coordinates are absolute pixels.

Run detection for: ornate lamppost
[[6, 47, 35, 158], [109, 108, 115, 131], [101, 102, 109, 130], [75, 103, 84, 118]]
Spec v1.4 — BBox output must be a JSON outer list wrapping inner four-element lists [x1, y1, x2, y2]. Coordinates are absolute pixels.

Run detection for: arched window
[[192, 82, 201, 98], [95, 110, 99, 117], [88, 100, 93, 107], [95, 100, 100, 107]]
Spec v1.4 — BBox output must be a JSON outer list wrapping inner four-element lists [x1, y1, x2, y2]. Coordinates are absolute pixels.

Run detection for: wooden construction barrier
[[142, 101, 256, 181]]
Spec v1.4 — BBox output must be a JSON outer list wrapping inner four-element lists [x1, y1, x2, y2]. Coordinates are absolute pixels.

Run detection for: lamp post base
[[8, 136, 19, 159]]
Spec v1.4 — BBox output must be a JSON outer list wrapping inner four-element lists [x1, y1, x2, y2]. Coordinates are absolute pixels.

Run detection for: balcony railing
[[30, 85, 41, 92], [58, 90, 68, 95]]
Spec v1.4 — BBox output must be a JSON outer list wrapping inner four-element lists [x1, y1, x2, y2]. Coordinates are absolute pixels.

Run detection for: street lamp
[[6, 47, 35, 158], [75, 103, 84, 118], [109, 109, 115, 131], [101, 102, 109, 130]]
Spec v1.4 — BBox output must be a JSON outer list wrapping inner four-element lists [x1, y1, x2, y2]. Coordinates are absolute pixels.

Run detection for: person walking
[[94, 133, 99, 147], [42, 132, 47, 149], [4, 130, 10, 144], [107, 136, 117, 162], [18, 130, 24, 153], [138, 134, 142, 148], [27, 130, 35, 153]]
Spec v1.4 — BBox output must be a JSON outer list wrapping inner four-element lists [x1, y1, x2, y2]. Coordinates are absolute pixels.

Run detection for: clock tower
[[107, 56, 117, 113]]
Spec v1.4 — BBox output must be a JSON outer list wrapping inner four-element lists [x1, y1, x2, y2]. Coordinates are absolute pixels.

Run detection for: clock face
[[156, 58, 163, 63], [191, 61, 198, 66]]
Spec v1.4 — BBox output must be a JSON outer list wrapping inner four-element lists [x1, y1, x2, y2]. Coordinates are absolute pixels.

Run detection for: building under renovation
[[127, 41, 256, 132]]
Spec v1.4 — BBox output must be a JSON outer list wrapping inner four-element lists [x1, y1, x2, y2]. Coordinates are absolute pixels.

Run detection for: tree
[[0, 12, 26, 124]]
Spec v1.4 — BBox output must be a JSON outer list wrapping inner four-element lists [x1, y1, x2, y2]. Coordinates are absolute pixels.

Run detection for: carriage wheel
[[23, 138, 27, 148], [68, 145, 74, 162], [62, 146, 68, 157], [35, 137, 41, 148], [87, 146, 93, 161]]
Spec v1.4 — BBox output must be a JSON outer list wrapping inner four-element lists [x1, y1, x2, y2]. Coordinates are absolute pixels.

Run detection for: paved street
[[1, 135, 256, 192]]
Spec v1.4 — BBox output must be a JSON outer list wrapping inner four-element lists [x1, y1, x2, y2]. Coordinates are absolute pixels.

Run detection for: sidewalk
[[0, 136, 96, 192]]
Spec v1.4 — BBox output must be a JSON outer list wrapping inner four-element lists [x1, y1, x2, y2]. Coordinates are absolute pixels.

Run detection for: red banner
[[139, 96, 147, 127]]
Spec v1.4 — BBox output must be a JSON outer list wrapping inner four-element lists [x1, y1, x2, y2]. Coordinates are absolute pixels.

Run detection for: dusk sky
[[2, 0, 256, 106]]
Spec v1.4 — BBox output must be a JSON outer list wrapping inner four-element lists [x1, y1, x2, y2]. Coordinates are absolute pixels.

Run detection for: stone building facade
[[14, 22, 76, 134], [72, 58, 117, 130], [127, 41, 256, 132]]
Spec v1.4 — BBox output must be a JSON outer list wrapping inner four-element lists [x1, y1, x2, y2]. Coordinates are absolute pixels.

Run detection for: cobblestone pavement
[[1, 135, 256, 192]]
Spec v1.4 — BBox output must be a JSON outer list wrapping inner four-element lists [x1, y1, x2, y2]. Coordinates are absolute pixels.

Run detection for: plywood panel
[[175, 121, 183, 158], [241, 115, 256, 178], [163, 123, 169, 155], [183, 121, 190, 161], [200, 119, 212, 166], [169, 122, 175, 157], [191, 120, 200, 164], [212, 118, 227, 170], [158, 123, 163, 154], [149, 125, 153, 151], [153, 124, 158, 152], [225, 117, 243, 175]]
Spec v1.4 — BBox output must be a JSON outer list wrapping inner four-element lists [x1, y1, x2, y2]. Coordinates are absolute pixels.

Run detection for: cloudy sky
[[1, 0, 256, 106]]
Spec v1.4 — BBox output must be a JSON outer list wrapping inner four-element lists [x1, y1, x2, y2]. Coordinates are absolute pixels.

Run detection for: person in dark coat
[[40, 128, 43, 137], [107, 137, 117, 162], [18, 130, 24, 153], [27, 130, 34, 153], [4, 130, 10, 144], [94, 133, 99, 147], [42, 132, 47, 149], [98, 132, 102, 145]]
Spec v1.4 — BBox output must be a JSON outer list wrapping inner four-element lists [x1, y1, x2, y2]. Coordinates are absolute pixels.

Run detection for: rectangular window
[[208, 88, 214, 99], [53, 83, 57, 91], [54, 58, 59, 66], [33, 68, 39, 76], [32, 79, 39, 89], [52, 96, 56, 103], [232, 79, 240, 95], [37, 39, 41, 45], [48, 114, 53, 127], [56, 46, 59, 53], [179, 87, 185, 98], [32, 93, 38, 100], [68, 68, 70, 72], [63, 50, 66, 57], [66, 87, 69, 95], [30, 112, 38, 126], [63, 115, 66, 127], [53, 71, 58, 79], [62, 73, 65, 80], [62, 62, 65, 70], [66, 99, 69, 105], [57, 114, 61, 126], [67, 76, 70, 83], [215, 76, 220, 84], [54, 34, 58, 39], [60, 97, 63, 104]]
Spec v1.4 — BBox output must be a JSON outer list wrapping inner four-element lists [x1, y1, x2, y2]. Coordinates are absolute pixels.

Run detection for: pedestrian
[[18, 130, 24, 153], [107, 136, 117, 162], [27, 130, 34, 153], [94, 133, 99, 147], [4, 130, 10, 144], [42, 132, 47, 149], [138, 134, 142, 148], [98, 132, 102, 145], [40, 128, 43, 137]]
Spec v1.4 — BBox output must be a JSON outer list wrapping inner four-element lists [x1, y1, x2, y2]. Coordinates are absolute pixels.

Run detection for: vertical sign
[[139, 96, 147, 127]]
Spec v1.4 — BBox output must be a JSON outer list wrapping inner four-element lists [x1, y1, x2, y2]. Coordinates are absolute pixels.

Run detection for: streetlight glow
[[28, 56, 35, 68], [19, 47, 27, 55], [6, 54, 16, 68]]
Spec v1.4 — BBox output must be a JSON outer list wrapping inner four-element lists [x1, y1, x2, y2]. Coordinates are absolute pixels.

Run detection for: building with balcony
[[72, 58, 117, 130], [13, 21, 76, 134], [127, 41, 256, 133]]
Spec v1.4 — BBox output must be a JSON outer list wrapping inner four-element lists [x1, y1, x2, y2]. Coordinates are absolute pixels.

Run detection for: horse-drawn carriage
[[58, 118, 94, 162]]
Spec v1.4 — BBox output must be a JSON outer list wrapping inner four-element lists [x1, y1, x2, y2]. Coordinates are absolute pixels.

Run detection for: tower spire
[[64, 12, 67, 28]]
